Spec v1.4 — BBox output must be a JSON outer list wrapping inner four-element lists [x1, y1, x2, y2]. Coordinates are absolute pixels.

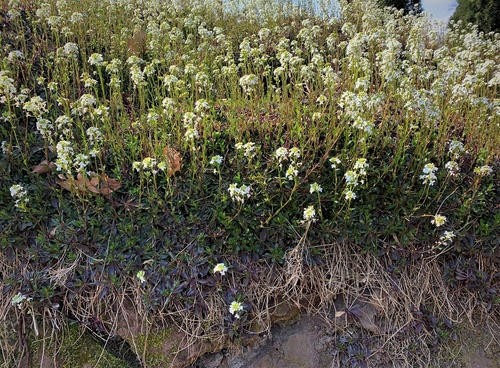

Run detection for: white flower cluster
[[183, 111, 200, 141], [329, 157, 341, 169], [36, 118, 54, 142], [474, 165, 493, 177], [80, 72, 97, 88], [448, 140, 464, 160], [228, 183, 251, 204], [339, 91, 380, 134], [274, 146, 301, 180], [59, 42, 79, 58], [195, 71, 211, 92], [213, 263, 228, 275], [236, 142, 258, 159], [239, 74, 258, 94], [88, 53, 104, 66], [303, 205, 316, 222], [55, 115, 74, 140], [431, 214, 447, 227], [1, 141, 10, 155], [0, 70, 17, 102], [73, 153, 90, 172], [420, 163, 438, 186], [162, 97, 176, 118], [445, 161, 460, 177], [443, 140, 465, 177], [343, 158, 369, 200], [10, 184, 28, 209], [209, 155, 223, 173], [229, 300, 244, 319], [11, 292, 32, 309], [72, 94, 96, 116], [132, 157, 167, 175], [130, 64, 146, 87], [437, 231, 455, 246], [23, 96, 47, 117], [310, 182, 322, 194], [210, 155, 223, 166], [55, 140, 74, 172]]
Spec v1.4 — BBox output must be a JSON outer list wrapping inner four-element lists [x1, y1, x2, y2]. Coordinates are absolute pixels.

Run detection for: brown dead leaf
[[57, 173, 121, 196], [350, 304, 380, 334], [163, 146, 181, 176], [32, 160, 55, 174], [56, 175, 86, 193], [100, 174, 121, 191]]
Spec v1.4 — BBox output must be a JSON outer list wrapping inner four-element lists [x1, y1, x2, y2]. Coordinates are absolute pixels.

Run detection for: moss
[[59, 324, 129, 367], [26, 323, 129, 368], [132, 327, 176, 367]]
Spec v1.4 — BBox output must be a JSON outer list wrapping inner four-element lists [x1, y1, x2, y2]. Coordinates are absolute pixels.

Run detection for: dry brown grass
[[1, 239, 498, 367]]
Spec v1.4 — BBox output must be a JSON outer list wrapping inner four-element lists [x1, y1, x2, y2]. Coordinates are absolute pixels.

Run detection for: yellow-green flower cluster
[[431, 214, 447, 227], [132, 157, 168, 175]]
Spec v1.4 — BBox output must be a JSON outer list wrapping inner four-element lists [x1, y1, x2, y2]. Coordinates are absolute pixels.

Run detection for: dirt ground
[[192, 313, 500, 368]]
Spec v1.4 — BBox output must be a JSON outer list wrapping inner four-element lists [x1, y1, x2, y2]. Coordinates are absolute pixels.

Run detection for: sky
[[421, 0, 457, 22]]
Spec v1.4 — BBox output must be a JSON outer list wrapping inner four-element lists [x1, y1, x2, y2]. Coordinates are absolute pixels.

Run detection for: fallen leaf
[[163, 146, 181, 176], [32, 160, 55, 174], [350, 304, 380, 334], [57, 173, 121, 196]]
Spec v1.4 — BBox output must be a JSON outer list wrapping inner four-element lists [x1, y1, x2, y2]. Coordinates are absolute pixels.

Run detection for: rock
[[198, 352, 224, 368]]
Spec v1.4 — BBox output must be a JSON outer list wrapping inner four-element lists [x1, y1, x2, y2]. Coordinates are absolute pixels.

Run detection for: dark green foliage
[[450, 0, 500, 33]]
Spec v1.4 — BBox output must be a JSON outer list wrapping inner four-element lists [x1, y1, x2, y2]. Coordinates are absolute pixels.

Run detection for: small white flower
[[136, 270, 146, 283], [132, 162, 142, 171], [275, 147, 288, 163], [228, 183, 251, 203], [235, 142, 257, 158], [310, 182, 322, 194], [213, 263, 228, 275], [445, 161, 459, 176], [439, 231, 455, 244], [354, 158, 369, 176], [184, 128, 199, 140], [448, 140, 464, 159], [88, 53, 104, 66], [316, 94, 327, 105], [344, 170, 358, 187], [420, 163, 438, 186], [345, 190, 356, 200], [158, 162, 167, 171], [474, 165, 493, 176], [285, 165, 298, 180], [210, 155, 223, 166], [329, 157, 341, 169], [11, 292, 31, 309], [303, 205, 316, 222], [431, 214, 447, 227], [229, 301, 244, 318], [1, 141, 11, 155], [289, 147, 301, 160], [10, 184, 28, 208]]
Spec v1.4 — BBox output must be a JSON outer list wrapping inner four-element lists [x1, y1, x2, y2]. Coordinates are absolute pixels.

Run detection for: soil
[[191, 313, 500, 368]]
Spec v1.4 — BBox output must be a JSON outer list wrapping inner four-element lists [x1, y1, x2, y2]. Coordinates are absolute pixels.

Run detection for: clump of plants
[[1, 0, 498, 366]]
